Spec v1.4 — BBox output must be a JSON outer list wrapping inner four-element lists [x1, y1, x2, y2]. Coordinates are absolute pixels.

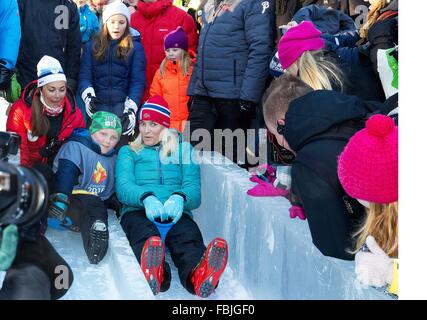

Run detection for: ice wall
[[193, 152, 392, 300]]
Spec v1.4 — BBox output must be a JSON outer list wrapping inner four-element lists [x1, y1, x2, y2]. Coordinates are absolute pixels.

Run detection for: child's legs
[[165, 214, 206, 294]]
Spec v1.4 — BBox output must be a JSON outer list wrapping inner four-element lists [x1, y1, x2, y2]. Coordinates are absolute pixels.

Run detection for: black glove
[[84, 93, 101, 118], [239, 99, 257, 119], [121, 109, 136, 136], [0, 60, 13, 91]]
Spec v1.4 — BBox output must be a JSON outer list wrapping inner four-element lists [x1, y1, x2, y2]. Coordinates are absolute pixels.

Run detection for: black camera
[[0, 132, 49, 227]]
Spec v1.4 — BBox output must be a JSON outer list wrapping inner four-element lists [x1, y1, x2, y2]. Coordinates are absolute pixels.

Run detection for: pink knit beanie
[[338, 115, 398, 204], [278, 21, 325, 70]]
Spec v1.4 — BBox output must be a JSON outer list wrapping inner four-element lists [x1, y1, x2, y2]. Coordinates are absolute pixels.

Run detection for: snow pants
[[120, 211, 206, 294]]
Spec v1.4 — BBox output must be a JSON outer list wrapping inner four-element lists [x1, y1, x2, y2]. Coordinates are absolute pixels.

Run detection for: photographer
[[0, 133, 74, 299], [6, 56, 85, 168]]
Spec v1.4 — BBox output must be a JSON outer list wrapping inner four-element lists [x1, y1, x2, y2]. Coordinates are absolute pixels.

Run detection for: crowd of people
[[0, 0, 398, 299]]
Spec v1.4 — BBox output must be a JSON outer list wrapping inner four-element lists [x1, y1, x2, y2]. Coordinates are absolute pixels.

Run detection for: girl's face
[[106, 14, 128, 40], [139, 120, 165, 146], [165, 48, 184, 62], [91, 129, 119, 154], [41, 81, 67, 107]]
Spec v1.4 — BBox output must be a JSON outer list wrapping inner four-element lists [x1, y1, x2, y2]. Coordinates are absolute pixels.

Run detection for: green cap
[[89, 111, 122, 136]]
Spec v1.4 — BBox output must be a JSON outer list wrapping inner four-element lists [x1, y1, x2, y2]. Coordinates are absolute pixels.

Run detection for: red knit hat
[[338, 115, 398, 204], [278, 21, 325, 70], [139, 95, 171, 128]]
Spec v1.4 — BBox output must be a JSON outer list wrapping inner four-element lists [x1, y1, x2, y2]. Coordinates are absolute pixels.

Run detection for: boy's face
[[91, 129, 119, 154]]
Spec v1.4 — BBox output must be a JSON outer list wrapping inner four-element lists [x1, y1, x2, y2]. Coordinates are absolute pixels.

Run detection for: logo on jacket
[[92, 161, 107, 184], [261, 1, 270, 14]]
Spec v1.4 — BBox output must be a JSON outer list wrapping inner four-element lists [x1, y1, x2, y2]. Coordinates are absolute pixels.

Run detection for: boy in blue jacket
[[49, 111, 122, 264], [74, 0, 99, 45]]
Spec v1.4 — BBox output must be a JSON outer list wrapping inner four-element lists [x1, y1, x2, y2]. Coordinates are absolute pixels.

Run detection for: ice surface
[[46, 151, 391, 300]]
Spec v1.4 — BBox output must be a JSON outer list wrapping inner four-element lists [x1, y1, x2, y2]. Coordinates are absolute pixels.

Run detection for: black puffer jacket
[[284, 90, 382, 260], [16, 0, 81, 90]]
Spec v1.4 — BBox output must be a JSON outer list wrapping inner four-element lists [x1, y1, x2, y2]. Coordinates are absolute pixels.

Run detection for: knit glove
[[247, 181, 289, 197], [82, 87, 98, 119], [0, 224, 18, 271], [355, 235, 394, 288], [121, 97, 138, 136], [289, 205, 306, 220], [48, 193, 70, 222], [163, 194, 184, 224], [143, 196, 165, 223]]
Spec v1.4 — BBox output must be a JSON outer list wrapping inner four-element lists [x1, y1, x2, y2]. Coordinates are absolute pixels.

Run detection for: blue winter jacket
[[187, 0, 275, 103], [78, 4, 99, 44], [78, 33, 146, 116], [115, 138, 201, 217], [0, 0, 21, 69]]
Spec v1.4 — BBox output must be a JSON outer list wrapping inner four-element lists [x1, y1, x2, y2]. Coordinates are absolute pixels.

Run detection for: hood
[[137, 0, 172, 19], [67, 128, 117, 157], [381, 0, 398, 13], [284, 90, 381, 152], [130, 27, 141, 42]]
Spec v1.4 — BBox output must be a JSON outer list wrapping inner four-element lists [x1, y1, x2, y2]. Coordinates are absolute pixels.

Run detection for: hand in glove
[[82, 87, 98, 118], [289, 205, 306, 220], [121, 97, 138, 136], [163, 194, 184, 224], [239, 99, 257, 118], [355, 235, 393, 288], [247, 181, 289, 197], [143, 195, 165, 223], [48, 193, 70, 222], [0, 224, 18, 271]]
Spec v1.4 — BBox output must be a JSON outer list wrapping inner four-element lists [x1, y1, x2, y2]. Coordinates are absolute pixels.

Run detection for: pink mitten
[[247, 182, 289, 197], [289, 205, 306, 220], [249, 164, 276, 184]]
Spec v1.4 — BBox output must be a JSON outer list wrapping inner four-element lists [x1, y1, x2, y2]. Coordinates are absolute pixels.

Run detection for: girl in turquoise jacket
[[115, 95, 228, 298]]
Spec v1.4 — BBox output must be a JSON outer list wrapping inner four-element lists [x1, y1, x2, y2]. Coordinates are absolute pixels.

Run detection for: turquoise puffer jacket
[[115, 140, 201, 217]]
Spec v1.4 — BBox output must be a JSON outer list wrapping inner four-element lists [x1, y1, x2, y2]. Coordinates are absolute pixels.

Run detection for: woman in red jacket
[[131, 0, 198, 101], [7, 56, 85, 167]]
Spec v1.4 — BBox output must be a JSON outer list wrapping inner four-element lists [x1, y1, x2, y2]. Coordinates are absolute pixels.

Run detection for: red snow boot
[[190, 237, 228, 298], [140, 236, 165, 295]]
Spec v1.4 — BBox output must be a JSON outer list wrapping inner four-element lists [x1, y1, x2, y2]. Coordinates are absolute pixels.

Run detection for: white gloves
[[355, 235, 393, 288], [82, 87, 97, 118], [121, 97, 138, 136]]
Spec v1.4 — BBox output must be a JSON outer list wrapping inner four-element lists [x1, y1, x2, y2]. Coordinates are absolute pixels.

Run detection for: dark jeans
[[186, 96, 253, 165], [120, 211, 206, 294]]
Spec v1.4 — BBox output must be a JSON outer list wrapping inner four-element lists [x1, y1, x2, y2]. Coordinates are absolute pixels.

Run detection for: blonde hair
[[159, 51, 192, 77], [359, 0, 390, 40], [296, 50, 344, 91], [130, 127, 179, 159], [92, 21, 134, 61], [352, 202, 398, 257]]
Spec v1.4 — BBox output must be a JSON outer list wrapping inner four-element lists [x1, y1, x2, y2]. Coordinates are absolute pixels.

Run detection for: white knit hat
[[102, 0, 130, 24], [37, 55, 66, 87]]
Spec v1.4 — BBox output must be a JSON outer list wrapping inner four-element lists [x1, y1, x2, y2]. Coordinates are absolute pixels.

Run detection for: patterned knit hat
[[90, 111, 122, 136], [278, 21, 324, 70], [338, 114, 398, 204], [139, 95, 171, 128]]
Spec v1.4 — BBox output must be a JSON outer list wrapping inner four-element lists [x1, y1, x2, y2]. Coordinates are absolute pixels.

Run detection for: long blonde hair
[[159, 51, 192, 77], [296, 50, 344, 91], [92, 22, 134, 61], [352, 202, 398, 257], [359, 0, 390, 40], [130, 127, 179, 159]]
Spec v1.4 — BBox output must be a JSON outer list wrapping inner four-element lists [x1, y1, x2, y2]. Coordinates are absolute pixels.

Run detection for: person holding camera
[[6, 56, 85, 168], [0, 145, 74, 300], [115, 95, 228, 298], [49, 111, 122, 264]]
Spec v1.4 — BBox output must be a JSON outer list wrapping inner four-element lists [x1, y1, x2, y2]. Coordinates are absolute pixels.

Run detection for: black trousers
[[121, 211, 206, 294], [186, 96, 253, 165], [67, 194, 109, 255]]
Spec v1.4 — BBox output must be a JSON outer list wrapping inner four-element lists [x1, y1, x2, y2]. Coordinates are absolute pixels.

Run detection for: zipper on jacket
[[109, 46, 113, 107], [157, 147, 164, 185]]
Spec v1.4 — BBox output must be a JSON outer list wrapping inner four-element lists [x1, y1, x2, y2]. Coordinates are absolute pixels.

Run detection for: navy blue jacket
[[78, 34, 146, 116], [187, 0, 275, 103]]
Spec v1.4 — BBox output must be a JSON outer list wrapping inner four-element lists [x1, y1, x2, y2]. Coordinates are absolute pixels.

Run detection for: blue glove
[[48, 193, 69, 222], [163, 194, 184, 224], [143, 195, 165, 223], [0, 224, 18, 271]]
